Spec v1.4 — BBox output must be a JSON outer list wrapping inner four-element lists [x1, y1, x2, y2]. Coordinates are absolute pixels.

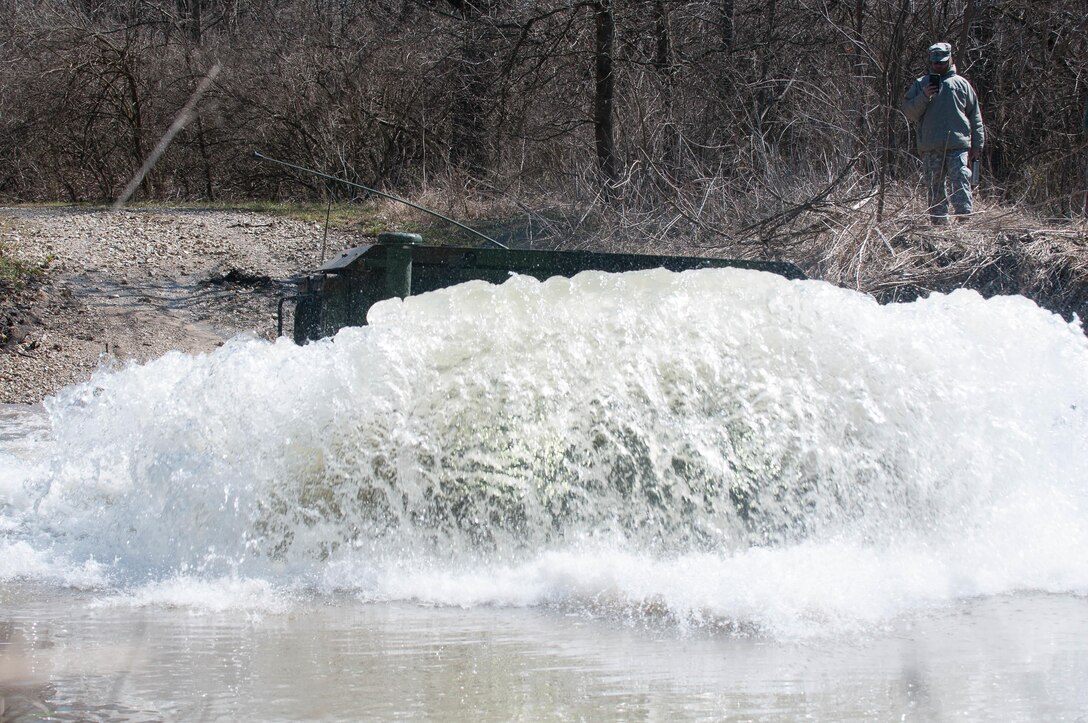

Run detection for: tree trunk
[[593, 0, 618, 192], [177, 0, 202, 45], [958, 0, 975, 61], [652, 0, 677, 167], [722, 0, 734, 54], [449, 0, 497, 175]]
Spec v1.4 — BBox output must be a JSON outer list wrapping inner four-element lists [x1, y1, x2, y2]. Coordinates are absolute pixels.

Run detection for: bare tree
[[0, 0, 1084, 218]]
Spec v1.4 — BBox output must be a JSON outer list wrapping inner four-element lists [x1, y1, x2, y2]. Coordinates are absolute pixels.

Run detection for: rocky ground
[[0, 207, 355, 405]]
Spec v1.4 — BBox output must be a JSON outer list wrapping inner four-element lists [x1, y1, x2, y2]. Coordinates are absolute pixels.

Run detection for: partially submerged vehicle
[[256, 153, 804, 344], [284, 232, 806, 344]]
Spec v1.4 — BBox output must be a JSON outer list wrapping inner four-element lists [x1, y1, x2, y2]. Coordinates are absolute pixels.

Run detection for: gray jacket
[[902, 66, 984, 153]]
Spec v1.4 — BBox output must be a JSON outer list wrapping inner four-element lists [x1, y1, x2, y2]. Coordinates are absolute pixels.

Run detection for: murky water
[[3, 267, 1088, 719], [3, 585, 1087, 721], [2, 586, 1087, 721]]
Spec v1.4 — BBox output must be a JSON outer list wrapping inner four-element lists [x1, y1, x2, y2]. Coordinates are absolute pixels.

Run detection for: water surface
[[2, 267, 1087, 719]]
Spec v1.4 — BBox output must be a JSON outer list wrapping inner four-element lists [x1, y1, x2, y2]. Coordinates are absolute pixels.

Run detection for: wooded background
[[1, 0, 1085, 227]]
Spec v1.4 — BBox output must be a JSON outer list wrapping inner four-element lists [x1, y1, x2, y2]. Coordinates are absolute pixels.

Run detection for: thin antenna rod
[[254, 152, 508, 249]]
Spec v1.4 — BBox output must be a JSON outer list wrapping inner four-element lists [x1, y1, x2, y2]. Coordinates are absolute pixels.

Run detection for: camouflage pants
[[923, 149, 972, 221]]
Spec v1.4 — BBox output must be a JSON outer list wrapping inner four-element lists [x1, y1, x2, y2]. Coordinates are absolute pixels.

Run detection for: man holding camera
[[902, 42, 985, 224]]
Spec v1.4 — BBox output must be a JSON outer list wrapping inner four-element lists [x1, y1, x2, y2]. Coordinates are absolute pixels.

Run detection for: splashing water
[[2, 268, 1087, 637]]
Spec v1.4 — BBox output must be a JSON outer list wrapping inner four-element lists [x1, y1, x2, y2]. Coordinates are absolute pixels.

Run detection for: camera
[[928, 74, 941, 93]]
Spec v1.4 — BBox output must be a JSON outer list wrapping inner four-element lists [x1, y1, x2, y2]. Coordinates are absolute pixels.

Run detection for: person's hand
[[923, 83, 938, 98], [968, 147, 980, 162]]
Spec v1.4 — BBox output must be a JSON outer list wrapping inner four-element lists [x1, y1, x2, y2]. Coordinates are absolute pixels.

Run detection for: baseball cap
[[928, 42, 952, 62]]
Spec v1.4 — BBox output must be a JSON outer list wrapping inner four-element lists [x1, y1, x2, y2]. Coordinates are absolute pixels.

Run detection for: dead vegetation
[[375, 164, 1088, 333], [0, 0, 1084, 335]]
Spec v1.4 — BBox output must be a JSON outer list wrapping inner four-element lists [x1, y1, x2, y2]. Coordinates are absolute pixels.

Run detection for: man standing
[[902, 42, 985, 224]]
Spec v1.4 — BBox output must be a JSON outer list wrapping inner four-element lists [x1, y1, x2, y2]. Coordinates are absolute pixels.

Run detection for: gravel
[[1, 207, 355, 405]]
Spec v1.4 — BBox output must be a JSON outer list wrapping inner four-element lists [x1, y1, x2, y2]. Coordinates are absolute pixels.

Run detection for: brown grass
[[278, 167, 1088, 332]]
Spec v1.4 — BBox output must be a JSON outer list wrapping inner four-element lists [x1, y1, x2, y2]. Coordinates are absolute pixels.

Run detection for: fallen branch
[[675, 155, 867, 248]]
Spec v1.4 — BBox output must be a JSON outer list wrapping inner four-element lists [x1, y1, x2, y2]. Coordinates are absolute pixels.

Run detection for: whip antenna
[[254, 152, 508, 249]]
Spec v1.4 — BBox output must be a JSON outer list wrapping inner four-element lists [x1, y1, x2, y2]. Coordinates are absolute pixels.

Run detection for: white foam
[[93, 575, 294, 614], [0, 540, 109, 588], [1, 268, 1086, 637]]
